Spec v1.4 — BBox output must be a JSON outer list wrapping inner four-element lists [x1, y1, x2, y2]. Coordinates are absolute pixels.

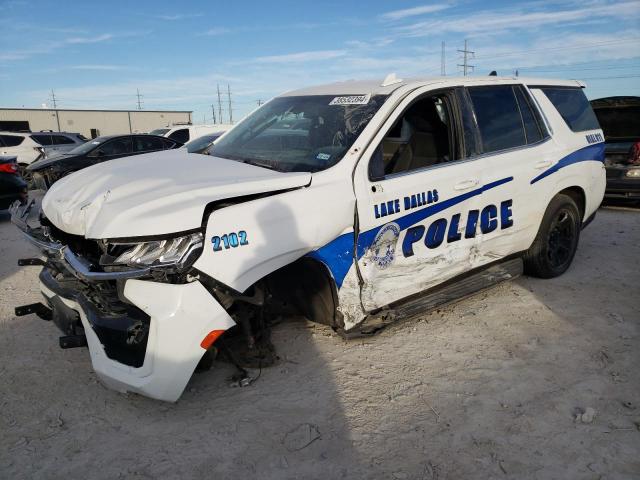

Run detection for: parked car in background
[[0, 131, 87, 183], [150, 124, 233, 144], [12, 75, 605, 402], [28, 134, 181, 190], [590, 96, 640, 200], [0, 156, 27, 210], [184, 132, 229, 154]]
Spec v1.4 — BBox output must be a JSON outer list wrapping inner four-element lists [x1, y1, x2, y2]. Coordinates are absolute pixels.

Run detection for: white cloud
[[200, 27, 230, 36], [254, 50, 347, 63], [70, 64, 127, 71], [156, 13, 203, 21], [380, 3, 453, 21]]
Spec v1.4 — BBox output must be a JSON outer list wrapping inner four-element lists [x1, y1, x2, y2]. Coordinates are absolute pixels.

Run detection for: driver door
[[353, 87, 487, 311]]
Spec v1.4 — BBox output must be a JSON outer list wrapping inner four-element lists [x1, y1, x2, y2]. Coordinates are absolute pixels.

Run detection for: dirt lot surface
[[0, 207, 639, 480]]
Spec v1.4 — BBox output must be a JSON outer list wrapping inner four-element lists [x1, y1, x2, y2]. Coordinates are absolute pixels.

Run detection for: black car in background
[[590, 96, 640, 200], [0, 156, 27, 210], [28, 134, 182, 190]]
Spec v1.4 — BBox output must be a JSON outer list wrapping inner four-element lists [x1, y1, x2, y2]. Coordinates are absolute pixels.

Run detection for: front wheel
[[523, 194, 581, 278]]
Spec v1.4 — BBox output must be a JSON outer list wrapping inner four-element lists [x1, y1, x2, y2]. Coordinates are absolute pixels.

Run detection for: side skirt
[[340, 256, 524, 338]]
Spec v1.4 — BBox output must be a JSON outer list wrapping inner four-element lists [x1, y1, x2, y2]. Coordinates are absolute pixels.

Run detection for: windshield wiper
[[243, 159, 281, 171]]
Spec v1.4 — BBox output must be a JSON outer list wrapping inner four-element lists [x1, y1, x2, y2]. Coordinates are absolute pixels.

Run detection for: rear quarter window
[[30, 134, 54, 146], [540, 87, 600, 132], [0, 134, 24, 147]]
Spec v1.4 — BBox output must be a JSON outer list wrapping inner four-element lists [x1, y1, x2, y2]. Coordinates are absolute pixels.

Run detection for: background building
[[0, 108, 193, 137]]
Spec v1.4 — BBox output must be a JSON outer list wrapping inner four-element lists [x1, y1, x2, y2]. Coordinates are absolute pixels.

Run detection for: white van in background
[[149, 124, 234, 144]]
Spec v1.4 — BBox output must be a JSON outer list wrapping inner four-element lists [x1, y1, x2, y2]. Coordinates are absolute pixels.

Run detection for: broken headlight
[[110, 232, 203, 270]]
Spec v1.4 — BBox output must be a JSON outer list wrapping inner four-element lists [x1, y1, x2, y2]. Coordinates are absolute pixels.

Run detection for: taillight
[[0, 163, 18, 174], [628, 142, 640, 166]]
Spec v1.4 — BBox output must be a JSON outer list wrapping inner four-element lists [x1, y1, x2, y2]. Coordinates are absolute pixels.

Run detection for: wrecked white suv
[[12, 75, 605, 401]]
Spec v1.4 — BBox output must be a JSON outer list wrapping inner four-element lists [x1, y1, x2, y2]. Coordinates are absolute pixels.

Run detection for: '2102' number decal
[[212, 231, 248, 251]]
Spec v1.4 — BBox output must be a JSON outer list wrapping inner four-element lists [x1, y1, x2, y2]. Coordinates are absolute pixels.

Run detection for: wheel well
[[558, 186, 586, 220], [262, 257, 343, 328]]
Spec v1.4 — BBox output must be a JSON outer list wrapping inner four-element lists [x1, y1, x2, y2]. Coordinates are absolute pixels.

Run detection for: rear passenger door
[[353, 87, 486, 311], [465, 84, 555, 265]]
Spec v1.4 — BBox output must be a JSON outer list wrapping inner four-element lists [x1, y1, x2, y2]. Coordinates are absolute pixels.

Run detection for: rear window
[[168, 128, 189, 144], [0, 134, 24, 147], [133, 136, 165, 152], [540, 87, 600, 132], [53, 135, 75, 145], [30, 134, 54, 146], [592, 106, 640, 140], [468, 85, 526, 153]]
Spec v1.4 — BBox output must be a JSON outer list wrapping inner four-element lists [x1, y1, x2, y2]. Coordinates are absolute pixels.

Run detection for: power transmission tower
[[136, 89, 143, 110], [217, 84, 223, 124], [457, 40, 475, 76], [227, 84, 233, 124], [211, 104, 217, 124], [441, 41, 446, 76], [50, 89, 61, 132], [50, 89, 58, 108]]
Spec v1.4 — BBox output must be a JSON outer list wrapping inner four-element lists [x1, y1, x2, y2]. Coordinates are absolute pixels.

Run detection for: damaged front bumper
[[10, 200, 236, 402]]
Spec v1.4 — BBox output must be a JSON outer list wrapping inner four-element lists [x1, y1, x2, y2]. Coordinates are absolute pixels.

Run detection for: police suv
[[12, 75, 605, 401]]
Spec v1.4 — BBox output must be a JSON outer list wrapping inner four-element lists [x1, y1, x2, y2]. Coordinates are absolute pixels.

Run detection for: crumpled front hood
[[42, 149, 311, 239]]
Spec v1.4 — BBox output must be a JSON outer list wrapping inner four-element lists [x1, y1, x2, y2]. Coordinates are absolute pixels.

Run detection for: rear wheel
[[523, 194, 581, 278]]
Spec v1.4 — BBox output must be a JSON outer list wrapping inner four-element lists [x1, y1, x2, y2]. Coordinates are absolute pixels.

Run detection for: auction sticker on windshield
[[329, 94, 371, 106]]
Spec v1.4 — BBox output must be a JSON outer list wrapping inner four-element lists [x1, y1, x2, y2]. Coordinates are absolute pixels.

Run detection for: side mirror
[[368, 144, 386, 182]]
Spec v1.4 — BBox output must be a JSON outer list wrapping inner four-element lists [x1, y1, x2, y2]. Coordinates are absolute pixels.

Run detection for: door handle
[[534, 160, 553, 170], [454, 179, 479, 191]]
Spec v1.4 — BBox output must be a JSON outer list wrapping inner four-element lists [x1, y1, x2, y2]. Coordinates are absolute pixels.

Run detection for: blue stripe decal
[[308, 176, 513, 288], [530, 143, 605, 185]]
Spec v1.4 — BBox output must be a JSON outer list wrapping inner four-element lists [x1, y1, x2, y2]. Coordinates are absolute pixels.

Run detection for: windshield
[[149, 128, 170, 136], [593, 106, 640, 140], [209, 94, 388, 172], [67, 138, 104, 155], [185, 133, 222, 153]]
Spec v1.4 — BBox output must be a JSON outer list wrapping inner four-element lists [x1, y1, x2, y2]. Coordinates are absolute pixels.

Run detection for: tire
[[523, 194, 582, 279]]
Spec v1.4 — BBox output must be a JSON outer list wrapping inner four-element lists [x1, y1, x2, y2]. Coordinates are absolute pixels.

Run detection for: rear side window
[[0, 134, 24, 147], [540, 87, 600, 132], [133, 136, 165, 152], [53, 135, 75, 145], [468, 86, 526, 153], [168, 128, 189, 144], [30, 134, 54, 146], [514, 87, 545, 144], [161, 138, 177, 149]]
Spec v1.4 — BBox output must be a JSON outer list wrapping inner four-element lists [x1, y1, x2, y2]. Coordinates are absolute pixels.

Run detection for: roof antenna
[[381, 73, 403, 87], [489, 70, 497, 76]]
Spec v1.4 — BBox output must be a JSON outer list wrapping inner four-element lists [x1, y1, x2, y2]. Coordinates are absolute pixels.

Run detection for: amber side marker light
[[200, 330, 226, 350]]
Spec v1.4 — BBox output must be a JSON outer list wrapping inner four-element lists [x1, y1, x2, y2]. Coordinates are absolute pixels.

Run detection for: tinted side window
[[468, 86, 526, 153], [95, 137, 133, 156], [514, 87, 543, 144], [540, 87, 600, 132], [30, 134, 54, 146], [53, 135, 75, 145], [134, 136, 165, 152], [161, 138, 177, 149], [168, 128, 189, 144], [0, 134, 24, 147]]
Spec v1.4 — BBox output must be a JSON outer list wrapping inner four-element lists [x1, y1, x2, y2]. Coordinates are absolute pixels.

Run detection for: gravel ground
[[0, 207, 639, 480]]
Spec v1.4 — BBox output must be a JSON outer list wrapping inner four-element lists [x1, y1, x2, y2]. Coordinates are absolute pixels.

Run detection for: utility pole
[[457, 39, 475, 76], [227, 84, 233, 124], [136, 89, 143, 110], [217, 84, 223, 124], [441, 41, 446, 76], [50, 89, 61, 132], [257, 99, 263, 106], [211, 104, 217, 124]]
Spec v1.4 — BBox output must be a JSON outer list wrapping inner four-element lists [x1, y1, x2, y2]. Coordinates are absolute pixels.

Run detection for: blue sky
[[1, 0, 638, 123]]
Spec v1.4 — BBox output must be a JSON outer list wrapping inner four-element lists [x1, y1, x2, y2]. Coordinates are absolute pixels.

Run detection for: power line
[[457, 39, 474, 76], [474, 38, 640, 60]]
